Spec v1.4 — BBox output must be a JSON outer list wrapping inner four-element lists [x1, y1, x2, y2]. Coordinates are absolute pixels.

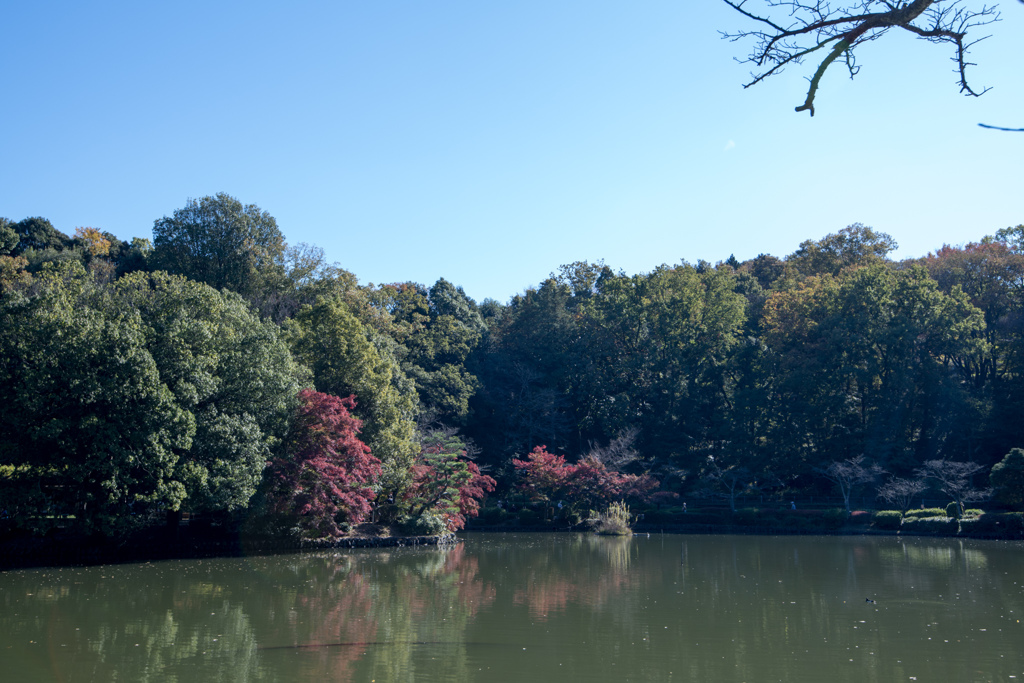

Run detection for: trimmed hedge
[[962, 512, 1024, 536], [872, 510, 903, 530], [904, 508, 947, 519]]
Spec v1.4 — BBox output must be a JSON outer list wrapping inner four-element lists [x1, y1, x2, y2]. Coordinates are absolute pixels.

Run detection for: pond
[[2, 533, 1023, 682]]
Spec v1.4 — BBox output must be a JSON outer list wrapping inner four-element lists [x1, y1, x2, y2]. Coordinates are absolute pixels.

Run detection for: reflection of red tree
[[512, 549, 635, 621], [513, 574, 576, 621], [446, 544, 497, 619], [293, 572, 377, 682], [399, 545, 496, 622], [255, 545, 496, 679], [260, 559, 378, 683]]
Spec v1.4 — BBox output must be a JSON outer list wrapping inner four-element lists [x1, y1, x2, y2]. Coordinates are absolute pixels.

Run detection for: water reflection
[[1, 534, 1023, 682]]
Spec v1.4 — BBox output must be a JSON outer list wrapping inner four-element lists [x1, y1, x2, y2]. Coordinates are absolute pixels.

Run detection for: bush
[[685, 511, 729, 525], [820, 508, 849, 529], [398, 512, 449, 536], [649, 491, 681, 508], [477, 506, 510, 525], [965, 511, 1024, 535], [902, 516, 958, 533], [595, 501, 633, 536], [904, 508, 947, 519], [945, 502, 962, 520], [517, 509, 542, 526], [991, 448, 1024, 508], [872, 511, 904, 530]]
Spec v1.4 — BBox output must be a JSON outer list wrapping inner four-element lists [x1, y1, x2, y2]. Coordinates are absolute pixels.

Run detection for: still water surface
[[2, 533, 1023, 682]]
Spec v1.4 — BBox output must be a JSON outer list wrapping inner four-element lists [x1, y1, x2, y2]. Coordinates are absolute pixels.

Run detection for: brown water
[[2, 533, 1022, 682]]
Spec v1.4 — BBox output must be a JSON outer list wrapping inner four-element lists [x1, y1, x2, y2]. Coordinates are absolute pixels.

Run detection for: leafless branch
[[978, 123, 1024, 131], [586, 427, 641, 471], [721, 0, 1000, 115]]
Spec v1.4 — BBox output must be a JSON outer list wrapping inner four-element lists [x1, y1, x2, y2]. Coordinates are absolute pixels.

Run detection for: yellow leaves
[[74, 227, 111, 257]]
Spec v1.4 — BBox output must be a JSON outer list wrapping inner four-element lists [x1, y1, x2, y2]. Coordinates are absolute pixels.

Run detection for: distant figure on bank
[[682, 502, 687, 513], [790, 501, 796, 510]]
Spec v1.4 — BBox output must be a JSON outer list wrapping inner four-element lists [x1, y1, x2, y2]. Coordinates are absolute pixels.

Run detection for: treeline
[[2, 196, 1023, 539]]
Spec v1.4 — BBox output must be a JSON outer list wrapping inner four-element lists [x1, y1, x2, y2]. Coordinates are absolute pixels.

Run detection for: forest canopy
[[3, 196, 1023, 538]]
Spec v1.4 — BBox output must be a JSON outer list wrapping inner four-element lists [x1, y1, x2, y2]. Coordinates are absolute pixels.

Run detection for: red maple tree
[[267, 389, 381, 538]]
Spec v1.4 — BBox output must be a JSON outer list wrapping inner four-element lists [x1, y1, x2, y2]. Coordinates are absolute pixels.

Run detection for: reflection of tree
[[0, 543, 496, 683], [511, 535, 637, 621], [4, 536, 1024, 681], [0, 562, 263, 682]]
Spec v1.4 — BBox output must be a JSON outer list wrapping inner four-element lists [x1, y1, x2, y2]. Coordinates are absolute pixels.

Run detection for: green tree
[[367, 279, 484, 423], [288, 295, 420, 497], [151, 193, 287, 300], [0, 218, 18, 255], [1, 264, 308, 533], [990, 448, 1024, 508], [0, 263, 193, 533], [112, 271, 304, 516], [789, 224, 898, 277], [9, 216, 71, 255], [758, 264, 985, 477]]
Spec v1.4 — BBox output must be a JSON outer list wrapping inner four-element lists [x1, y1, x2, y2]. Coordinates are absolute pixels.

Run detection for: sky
[[2, 1, 1022, 304]]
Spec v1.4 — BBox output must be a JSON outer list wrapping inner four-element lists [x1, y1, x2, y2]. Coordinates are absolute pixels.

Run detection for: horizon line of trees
[[3, 196, 1023, 538]]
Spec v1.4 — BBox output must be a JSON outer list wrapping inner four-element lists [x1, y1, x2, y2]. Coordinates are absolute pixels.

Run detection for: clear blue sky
[[3, 1, 1021, 303]]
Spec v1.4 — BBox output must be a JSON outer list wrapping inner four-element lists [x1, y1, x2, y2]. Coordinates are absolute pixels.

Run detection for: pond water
[[2, 532, 1023, 682]]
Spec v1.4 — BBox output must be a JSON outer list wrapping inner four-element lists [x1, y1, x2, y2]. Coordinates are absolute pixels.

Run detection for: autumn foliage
[[513, 446, 658, 511], [266, 389, 381, 538], [405, 433, 497, 532]]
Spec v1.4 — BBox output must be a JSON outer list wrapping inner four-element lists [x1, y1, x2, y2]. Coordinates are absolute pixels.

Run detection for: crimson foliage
[[405, 434, 496, 532], [266, 389, 381, 538], [513, 446, 658, 511]]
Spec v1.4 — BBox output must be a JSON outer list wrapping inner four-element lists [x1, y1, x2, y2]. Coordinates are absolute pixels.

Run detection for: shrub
[[945, 502, 963, 519], [781, 514, 811, 530], [517, 509, 542, 526], [849, 510, 872, 525], [872, 511, 903, 530], [902, 516, 958, 533], [649, 491, 681, 508], [904, 508, 947, 519], [820, 508, 849, 529], [966, 512, 1024, 535], [734, 508, 764, 527], [476, 506, 510, 526], [398, 512, 449, 536], [595, 501, 633, 536], [991, 448, 1024, 508]]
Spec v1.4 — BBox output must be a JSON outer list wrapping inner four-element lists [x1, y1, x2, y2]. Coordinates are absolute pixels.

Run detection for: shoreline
[[3, 519, 1022, 572], [0, 529, 456, 572]]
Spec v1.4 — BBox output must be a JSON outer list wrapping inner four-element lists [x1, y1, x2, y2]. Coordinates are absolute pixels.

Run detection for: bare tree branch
[[978, 123, 1024, 131], [722, 0, 1000, 115]]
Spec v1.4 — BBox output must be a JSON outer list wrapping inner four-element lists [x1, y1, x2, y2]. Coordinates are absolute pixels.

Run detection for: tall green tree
[[0, 263, 192, 533], [151, 193, 287, 300], [112, 271, 305, 515], [287, 295, 420, 497], [788, 224, 898, 277], [758, 264, 985, 477]]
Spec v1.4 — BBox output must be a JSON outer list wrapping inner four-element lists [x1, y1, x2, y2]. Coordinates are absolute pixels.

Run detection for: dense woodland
[[2, 194, 1023, 539]]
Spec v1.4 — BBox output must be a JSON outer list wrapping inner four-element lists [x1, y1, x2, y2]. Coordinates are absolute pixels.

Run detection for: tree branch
[[721, 0, 1000, 114]]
